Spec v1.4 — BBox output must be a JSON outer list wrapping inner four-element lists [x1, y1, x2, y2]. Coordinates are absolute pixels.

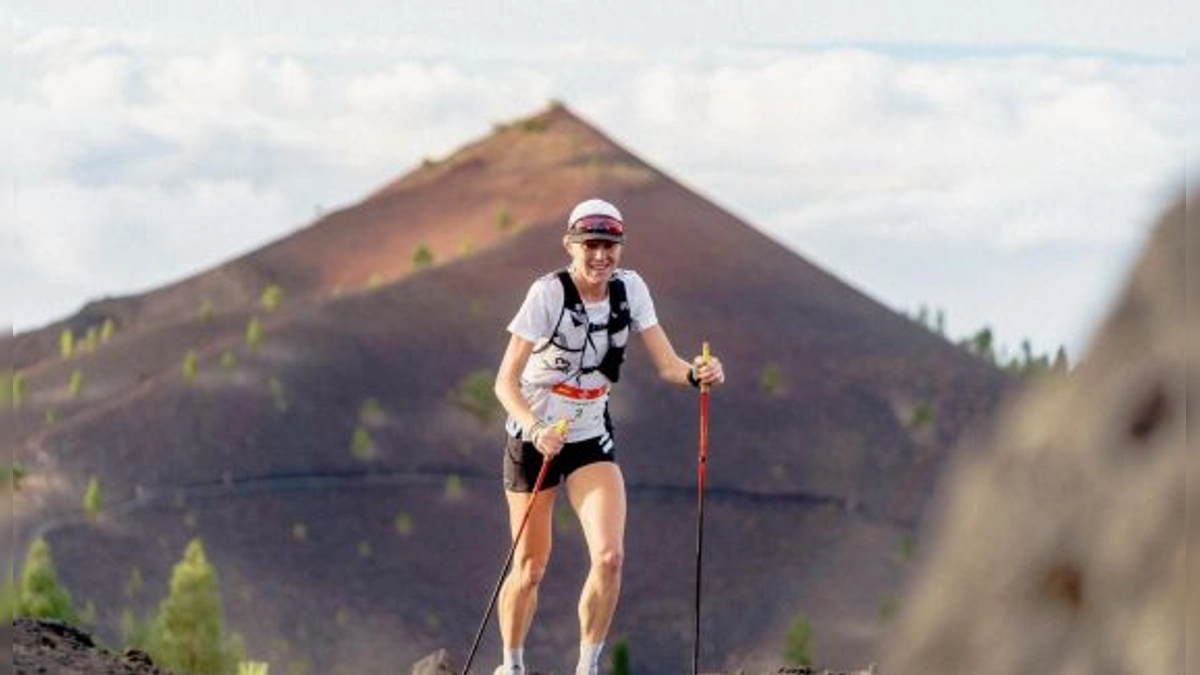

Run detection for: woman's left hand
[[691, 355, 726, 387]]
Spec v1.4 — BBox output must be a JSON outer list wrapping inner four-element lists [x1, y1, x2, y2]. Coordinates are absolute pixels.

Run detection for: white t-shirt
[[506, 268, 658, 441]]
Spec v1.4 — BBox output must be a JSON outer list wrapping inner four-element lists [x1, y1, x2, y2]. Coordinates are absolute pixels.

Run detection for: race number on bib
[[545, 382, 609, 440]]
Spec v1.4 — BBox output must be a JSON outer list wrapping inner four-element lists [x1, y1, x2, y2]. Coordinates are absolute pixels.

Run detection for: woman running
[[492, 198, 725, 675]]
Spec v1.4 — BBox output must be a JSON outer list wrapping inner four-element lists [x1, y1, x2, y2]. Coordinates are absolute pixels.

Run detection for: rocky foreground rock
[[878, 191, 1193, 673], [13, 617, 171, 675]]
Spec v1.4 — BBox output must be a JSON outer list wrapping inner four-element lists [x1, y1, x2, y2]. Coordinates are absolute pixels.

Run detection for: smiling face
[[564, 237, 623, 289]]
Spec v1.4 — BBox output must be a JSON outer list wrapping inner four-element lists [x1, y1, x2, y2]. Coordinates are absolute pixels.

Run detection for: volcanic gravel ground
[[14, 619, 875, 675]]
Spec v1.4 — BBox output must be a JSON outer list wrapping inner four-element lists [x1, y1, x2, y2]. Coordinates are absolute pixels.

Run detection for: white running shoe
[[493, 666, 523, 675]]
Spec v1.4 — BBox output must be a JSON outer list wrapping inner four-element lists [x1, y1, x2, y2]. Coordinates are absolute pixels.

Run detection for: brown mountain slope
[[8, 103, 1010, 673]]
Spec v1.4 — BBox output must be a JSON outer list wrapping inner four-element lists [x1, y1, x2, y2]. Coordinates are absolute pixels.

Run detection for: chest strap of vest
[[556, 270, 631, 383]]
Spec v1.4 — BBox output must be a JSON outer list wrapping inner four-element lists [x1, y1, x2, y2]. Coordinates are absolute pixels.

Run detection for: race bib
[[545, 382, 609, 440]]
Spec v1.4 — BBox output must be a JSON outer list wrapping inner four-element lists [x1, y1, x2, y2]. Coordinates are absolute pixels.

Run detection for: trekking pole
[[692, 342, 711, 675], [463, 419, 566, 675]]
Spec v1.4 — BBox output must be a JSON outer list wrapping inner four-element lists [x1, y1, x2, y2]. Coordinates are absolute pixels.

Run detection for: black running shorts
[[503, 432, 617, 493]]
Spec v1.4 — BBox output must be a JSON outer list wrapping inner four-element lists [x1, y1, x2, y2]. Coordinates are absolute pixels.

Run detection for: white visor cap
[[567, 198, 623, 227]]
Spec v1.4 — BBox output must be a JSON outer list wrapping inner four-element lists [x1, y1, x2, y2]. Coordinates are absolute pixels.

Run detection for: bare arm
[[494, 333, 566, 456], [494, 334, 539, 434], [639, 325, 725, 387]]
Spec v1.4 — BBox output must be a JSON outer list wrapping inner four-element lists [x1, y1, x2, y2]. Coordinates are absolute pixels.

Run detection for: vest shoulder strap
[[555, 269, 583, 313], [606, 275, 630, 334], [554, 269, 630, 332]]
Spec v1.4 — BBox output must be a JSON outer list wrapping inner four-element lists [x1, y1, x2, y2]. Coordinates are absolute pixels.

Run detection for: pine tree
[[13, 371, 27, 409], [83, 477, 103, 521], [1053, 346, 1070, 373], [150, 538, 240, 674], [19, 537, 76, 621], [60, 329, 75, 359], [1, 563, 18, 621], [67, 369, 84, 399], [183, 350, 199, 384], [610, 637, 632, 675], [246, 317, 263, 355], [260, 284, 284, 312], [783, 611, 815, 666]]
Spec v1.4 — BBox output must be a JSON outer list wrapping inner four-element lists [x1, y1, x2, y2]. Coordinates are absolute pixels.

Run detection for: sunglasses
[[570, 215, 625, 237]]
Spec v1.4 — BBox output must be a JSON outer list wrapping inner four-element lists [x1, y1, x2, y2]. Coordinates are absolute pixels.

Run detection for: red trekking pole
[[692, 342, 711, 675], [463, 420, 566, 675]]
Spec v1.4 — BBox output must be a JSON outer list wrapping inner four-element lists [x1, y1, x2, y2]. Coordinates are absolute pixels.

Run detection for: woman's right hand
[[531, 419, 568, 458]]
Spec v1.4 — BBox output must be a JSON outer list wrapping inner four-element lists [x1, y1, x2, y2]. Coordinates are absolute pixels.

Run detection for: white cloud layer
[[7, 25, 1187, 357]]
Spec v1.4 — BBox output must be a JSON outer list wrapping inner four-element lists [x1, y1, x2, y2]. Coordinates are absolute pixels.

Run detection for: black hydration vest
[[540, 269, 632, 383]]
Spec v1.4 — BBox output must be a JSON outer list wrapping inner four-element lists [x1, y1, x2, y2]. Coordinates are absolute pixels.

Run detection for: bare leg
[[497, 486, 557, 650], [567, 462, 626, 644]]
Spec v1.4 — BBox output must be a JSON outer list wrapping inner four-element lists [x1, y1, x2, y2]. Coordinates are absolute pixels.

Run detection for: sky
[[6, 1, 1193, 360]]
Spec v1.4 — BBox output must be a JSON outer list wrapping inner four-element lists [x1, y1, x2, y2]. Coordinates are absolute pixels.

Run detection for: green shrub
[[183, 350, 199, 384], [12, 372, 26, 408], [1, 565, 17, 621], [220, 351, 237, 370], [496, 205, 514, 232], [908, 401, 933, 429], [60, 329, 75, 359], [394, 511, 414, 536], [444, 474, 464, 500], [554, 503, 576, 533], [454, 369, 502, 422], [359, 398, 383, 424], [878, 596, 899, 622], [5, 463, 28, 491], [610, 638, 631, 675], [783, 611, 814, 666], [760, 364, 783, 396], [244, 317, 264, 353], [81, 327, 98, 353], [66, 370, 84, 399], [83, 477, 103, 520], [100, 318, 115, 342], [351, 426, 375, 460], [198, 299, 214, 322], [412, 245, 434, 269], [245, 317, 263, 354], [261, 284, 284, 312], [521, 118, 547, 132], [268, 377, 287, 413]]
